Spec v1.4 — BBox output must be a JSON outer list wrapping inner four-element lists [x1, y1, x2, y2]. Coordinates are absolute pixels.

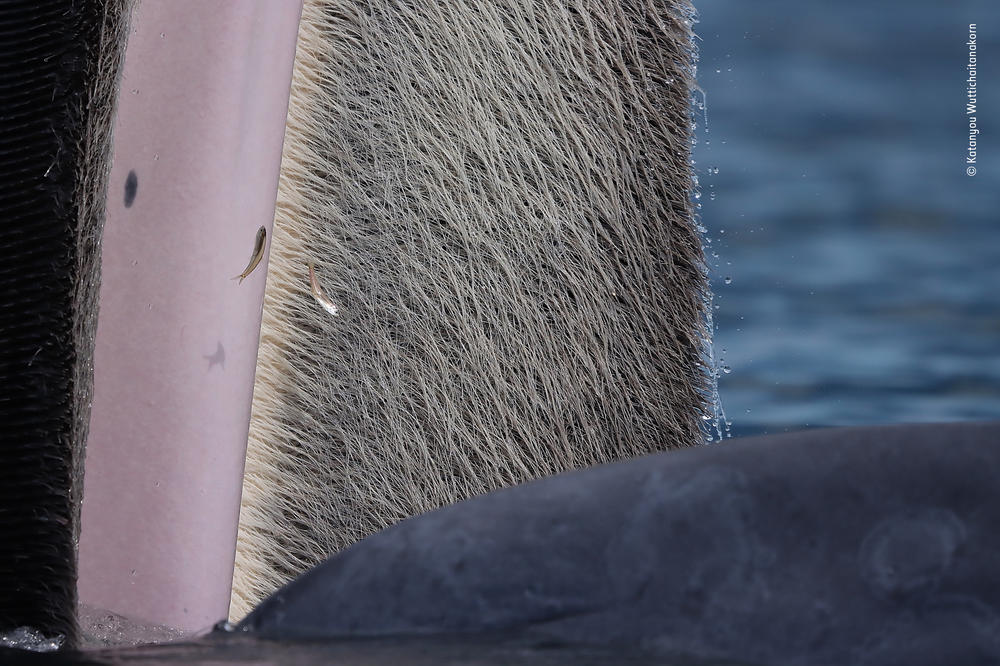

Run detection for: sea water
[[695, 0, 1000, 437], [3, 631, 757, 665]]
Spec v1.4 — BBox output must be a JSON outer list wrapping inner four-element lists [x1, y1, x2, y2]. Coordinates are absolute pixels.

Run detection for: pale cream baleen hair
[[232, 0, 707, 620]]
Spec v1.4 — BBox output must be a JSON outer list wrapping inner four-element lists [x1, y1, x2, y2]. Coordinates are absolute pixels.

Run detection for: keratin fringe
[[232, 0, 707, 620]]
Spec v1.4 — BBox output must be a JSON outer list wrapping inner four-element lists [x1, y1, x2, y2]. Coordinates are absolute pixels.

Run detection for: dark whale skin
[[241, 422, 1000, 666]]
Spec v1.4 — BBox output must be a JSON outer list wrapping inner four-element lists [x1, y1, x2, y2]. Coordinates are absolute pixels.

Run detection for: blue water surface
[[695, 0, 1000, 435]]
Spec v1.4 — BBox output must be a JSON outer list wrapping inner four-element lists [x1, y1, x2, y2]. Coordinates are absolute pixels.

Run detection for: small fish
[[308, 262, 339, 317], [232, 226, 267, 284]]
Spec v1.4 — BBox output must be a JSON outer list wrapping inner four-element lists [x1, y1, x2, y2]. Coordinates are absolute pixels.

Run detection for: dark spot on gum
[[124, 170, 138, 208]]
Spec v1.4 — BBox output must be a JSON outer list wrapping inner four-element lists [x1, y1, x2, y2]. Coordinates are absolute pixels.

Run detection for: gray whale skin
[[239, 422, 1000, 665]]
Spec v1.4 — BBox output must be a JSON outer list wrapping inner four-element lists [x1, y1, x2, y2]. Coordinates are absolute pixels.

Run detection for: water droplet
[[724, 276, 732, 284], [709, 192, 716, 201], [745, 408, 752, 414], [153, 153, 159, 161], [130, 569, 136, 576], [0, 627, 64, 652], [159, 32, 165, 38], [722, 365, 731, 374], [130, 89, 139, 95]]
